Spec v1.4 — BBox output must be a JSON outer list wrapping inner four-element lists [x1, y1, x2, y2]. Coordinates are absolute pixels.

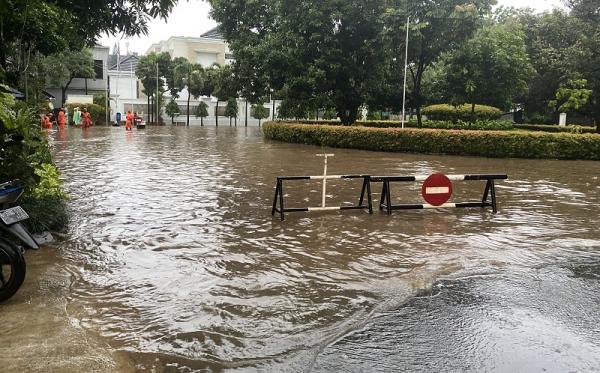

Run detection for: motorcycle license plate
[[0, 206, 29, 225]]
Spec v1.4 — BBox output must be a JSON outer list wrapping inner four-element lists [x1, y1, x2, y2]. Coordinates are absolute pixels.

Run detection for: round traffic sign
[[421, 173, 453, 206]]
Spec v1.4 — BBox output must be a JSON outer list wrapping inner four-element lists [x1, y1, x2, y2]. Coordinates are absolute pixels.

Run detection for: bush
[[515, 124, 596, 134], [263, 121, 600, 160], [422, 104, 503, 122], [287, 119, 514, 131], [65, 103, 105, 125]]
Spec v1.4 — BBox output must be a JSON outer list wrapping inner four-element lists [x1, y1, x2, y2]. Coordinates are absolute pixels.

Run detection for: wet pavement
[[0, 126, 599, 372]]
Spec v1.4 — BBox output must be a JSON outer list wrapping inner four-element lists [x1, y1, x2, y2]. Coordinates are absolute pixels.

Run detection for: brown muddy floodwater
[[1, 126, 600, 372]]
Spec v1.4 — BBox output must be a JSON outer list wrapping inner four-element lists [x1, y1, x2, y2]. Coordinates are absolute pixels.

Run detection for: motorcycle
[[0, 180, 39, 302]]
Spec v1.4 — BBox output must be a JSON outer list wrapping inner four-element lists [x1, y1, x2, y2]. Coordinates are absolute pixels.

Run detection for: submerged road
[[1, 126, 599, 372]]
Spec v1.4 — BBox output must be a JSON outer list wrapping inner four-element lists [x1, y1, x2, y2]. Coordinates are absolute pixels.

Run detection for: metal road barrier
[[270, 155, 507, 220], [371, 173, 508, 215], [271, 154, 373, 221]]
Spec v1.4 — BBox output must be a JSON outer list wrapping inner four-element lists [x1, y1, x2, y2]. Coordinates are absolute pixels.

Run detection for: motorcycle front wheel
[[0, 236, 26, 302]]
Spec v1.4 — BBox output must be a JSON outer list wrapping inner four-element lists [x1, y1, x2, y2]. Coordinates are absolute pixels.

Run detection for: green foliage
[[515, 123, 596, 134], [287, 118, 514, 131], [251, 102, 269, 125], [44, 49, 96, 104], [549, 79, 593, 113], [263, 121, 600, 160], [20, 195, 69, 233], [0, 85, 68, 232], [445, 22, 534, 110], [422, 104, 503, 122], [165, 100, 180, 124], [0, 86, 51, 186], [30, 163, 68, 200], [225, 98, 238, 118], [194, 102, 209, 118], [65, 103, 104, 124]]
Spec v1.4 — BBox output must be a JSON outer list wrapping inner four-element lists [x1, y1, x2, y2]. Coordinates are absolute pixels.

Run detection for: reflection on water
[[1, 126, 600, 372]]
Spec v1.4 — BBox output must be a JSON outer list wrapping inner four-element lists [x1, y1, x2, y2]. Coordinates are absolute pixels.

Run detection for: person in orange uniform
[[42, 113, 53, 129], [82, 108, 92, 129], [125, 111, 133, 131], [57, 108, 66, 129]]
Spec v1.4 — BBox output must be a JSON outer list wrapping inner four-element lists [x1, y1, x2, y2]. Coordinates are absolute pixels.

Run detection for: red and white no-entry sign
[[421, 173, 453, 206]]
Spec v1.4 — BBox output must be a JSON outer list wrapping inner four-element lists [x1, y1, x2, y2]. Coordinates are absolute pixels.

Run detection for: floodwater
[[1, 126, 600, 372]]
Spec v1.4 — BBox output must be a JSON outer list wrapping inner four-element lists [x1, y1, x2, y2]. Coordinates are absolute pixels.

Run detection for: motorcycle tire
[[0, 236, 26, 302]]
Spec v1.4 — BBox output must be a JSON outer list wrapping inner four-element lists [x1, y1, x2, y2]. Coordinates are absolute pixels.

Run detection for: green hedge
[[288, 119, 514, 130], [65, 103, 105, 125], [515, 123, 597, 134], [422, 104, 503, 121], [263, 121, 600, 160]]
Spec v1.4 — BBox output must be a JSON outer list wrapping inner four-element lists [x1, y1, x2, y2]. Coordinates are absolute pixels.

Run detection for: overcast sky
[[99, 0, 565, 55]]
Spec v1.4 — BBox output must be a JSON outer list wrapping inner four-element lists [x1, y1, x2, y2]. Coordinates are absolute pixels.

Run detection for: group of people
[[41, 107, 92, 130]]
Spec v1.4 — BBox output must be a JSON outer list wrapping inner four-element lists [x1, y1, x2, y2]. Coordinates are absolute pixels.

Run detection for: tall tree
[[211, 64, 238, 127], [385, 1, 494, 126], [210, 0, 390, 125], [445, 22, 534, 113], [568, 0, 600, 132], [45, 49, 95, 105]]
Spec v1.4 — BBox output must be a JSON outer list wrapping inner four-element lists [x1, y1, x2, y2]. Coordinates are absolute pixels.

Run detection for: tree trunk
[[147, 95, 150, 123], [201, 116, 204, 126], [229, 117, 232, 126], [187, 91, 191, 126], [338, 106, 359, 125], [471, 102, 476, 123], [215, 100, 219, 127], [171, 116, 174, 125], [259, 119, 262, 127], [245, 100, 248, 127], [61, 77, 74, 106], [595, 113, 600, 134]]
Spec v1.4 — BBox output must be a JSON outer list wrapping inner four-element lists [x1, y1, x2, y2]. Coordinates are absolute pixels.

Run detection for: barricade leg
[[384, 180, 392, 215], [279, 180, 285, 221], [359, 178, 367, 207], [271, 179, 281, 216], [366, 177, 373, 214], [379, 182, 387, 211], [490, 180, 498, 213]]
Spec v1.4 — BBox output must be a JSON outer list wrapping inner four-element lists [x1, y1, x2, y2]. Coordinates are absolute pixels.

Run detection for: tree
[[209, 0, 390, 125], [185, 64, 206, 127], [251, 102, 269, 126], [45, 49, 95, 105], [165, 100, 180, 124], [136, 51, 171, 124], [549, 79, 593, 114], [211, 64, 238, 127], [385, 1, 494, 126], [509, 9, 585, 123], [0, 0, 176, 92], [568, 0, 600, 132], [194, 101, 209, 126], [225, 98, 238, 126], [445, 22, 534, 114]]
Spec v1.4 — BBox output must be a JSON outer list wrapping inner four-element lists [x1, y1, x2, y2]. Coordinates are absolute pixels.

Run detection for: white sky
[[99, 0, 565, 55]]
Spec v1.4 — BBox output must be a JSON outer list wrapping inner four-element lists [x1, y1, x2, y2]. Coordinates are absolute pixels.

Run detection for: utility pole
[[402, 16, 410, 129], [156, 62, 159, 125]]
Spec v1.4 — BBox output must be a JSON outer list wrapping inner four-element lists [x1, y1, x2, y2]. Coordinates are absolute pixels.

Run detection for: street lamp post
[[156, 62, 159, 125], [402, 16, 410, 129]]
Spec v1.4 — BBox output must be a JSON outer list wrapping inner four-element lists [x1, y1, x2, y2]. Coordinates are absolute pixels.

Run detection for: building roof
[[109, 54, 140, 71], [200, 27, 224, 40]]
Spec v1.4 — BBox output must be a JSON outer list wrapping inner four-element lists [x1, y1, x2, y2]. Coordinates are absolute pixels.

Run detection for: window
[[93, 60, 104, 79]]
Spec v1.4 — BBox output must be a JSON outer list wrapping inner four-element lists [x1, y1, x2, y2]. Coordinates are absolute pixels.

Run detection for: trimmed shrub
[[515, 124, 596, 134], [65, 103, 105, 125], [422, 104, 503, 122], [288, 119, 514, 131], [263, 121, 600, 160]]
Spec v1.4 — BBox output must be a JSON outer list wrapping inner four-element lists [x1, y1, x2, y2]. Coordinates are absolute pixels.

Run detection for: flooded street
[[1, 126, 600, 372]]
